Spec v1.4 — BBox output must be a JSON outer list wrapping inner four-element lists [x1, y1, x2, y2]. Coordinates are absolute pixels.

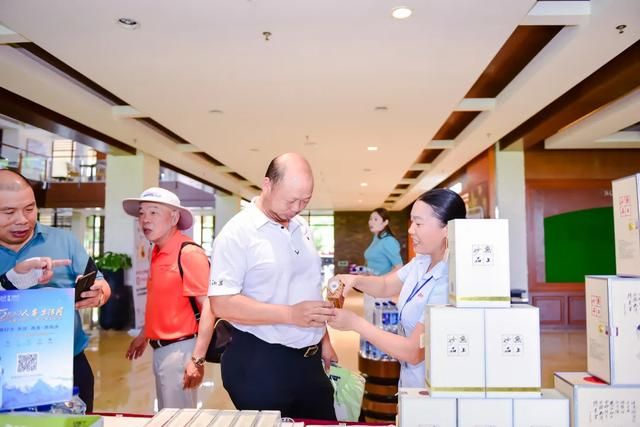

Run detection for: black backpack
[[178, 241, 232, 363]]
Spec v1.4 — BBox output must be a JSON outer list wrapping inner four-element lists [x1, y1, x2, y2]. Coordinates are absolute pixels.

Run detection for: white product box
[[586, 275, 640, 385], [485, 305, 541, 398], [144, 410, 281, 427], [458, 398, 513, 427], [554, 372, 640, 426], [397, 388, 457, 427], [513, 389, 570, 427], [448, 219, 511, 307], [424, 306, 485, 397], [612, 173, 640, 277]]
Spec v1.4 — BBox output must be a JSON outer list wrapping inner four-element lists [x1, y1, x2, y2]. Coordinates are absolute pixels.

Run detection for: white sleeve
[[396, 258, 415, 283], [208, 228, 246, 296]]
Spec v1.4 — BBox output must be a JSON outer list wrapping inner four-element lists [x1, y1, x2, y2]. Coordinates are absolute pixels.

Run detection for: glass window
[[85, 215, 104, 257], [193, 215, 215, 256]]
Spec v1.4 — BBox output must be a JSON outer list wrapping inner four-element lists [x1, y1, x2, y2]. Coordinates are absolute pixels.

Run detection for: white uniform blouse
[[207, 200, 325, 348], [395, 254, 448, 387]]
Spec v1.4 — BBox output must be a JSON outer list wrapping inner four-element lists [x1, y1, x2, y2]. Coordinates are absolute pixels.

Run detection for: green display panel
[[544, 207, 615, 282]]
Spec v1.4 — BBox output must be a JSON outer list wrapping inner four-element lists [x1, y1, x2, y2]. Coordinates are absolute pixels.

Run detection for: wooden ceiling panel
[[500, 40, 640, 150], [403, 170, 422, 179], [416, 149, 445, 164], [466, 26, 563, 98], [432, 112, 481, 140]]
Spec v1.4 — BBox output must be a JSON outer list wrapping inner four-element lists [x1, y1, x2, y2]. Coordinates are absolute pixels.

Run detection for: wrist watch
[[191, 356, 206, 367]]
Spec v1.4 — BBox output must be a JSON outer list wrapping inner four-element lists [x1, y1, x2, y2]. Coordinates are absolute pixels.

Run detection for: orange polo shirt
[[144, 230, 210, 340]]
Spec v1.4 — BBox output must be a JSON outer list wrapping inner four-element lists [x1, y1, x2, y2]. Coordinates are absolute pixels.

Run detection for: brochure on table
[[0, 288, 74, 410]]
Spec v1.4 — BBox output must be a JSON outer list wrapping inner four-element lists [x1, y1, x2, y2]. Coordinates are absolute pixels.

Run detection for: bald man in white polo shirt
[[208, 153, 337, 420]]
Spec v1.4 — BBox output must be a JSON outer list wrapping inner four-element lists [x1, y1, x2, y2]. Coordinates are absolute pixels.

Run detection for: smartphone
[[75, 270, 97, 302]]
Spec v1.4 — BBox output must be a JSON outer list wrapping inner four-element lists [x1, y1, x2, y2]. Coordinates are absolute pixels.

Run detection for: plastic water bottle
[[368, 304, 381, 360], [51, 386, 87, 415], [389, 301, 399, 334]]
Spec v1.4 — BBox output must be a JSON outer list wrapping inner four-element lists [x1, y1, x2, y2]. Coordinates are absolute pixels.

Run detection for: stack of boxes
[[555, 173, 640, 426], [399, 218, 569, 427]]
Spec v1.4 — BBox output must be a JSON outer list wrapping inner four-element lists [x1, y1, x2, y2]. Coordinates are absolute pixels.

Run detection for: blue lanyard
[[399, 275, 433, 322]]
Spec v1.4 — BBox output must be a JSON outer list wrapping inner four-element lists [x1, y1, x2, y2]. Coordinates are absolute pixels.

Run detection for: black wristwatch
[[191, 356, 206, 367]]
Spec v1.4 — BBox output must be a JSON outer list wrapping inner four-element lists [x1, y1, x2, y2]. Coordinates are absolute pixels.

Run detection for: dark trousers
[[221, 328, 336, 420], [73, 352, 94, 413]]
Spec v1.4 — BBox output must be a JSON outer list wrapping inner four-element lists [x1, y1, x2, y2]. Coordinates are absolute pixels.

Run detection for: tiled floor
[[86, 294, 587, 414]]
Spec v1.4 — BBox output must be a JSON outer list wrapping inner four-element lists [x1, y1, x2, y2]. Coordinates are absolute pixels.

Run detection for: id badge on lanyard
[[398, 275, 433, 337]]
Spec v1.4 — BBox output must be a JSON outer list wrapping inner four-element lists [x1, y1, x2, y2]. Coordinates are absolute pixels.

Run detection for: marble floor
[[85, 294, 587, 415]]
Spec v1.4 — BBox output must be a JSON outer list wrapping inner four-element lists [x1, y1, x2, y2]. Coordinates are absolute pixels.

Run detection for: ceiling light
[[249, 148, 260, 152], [117, 17, 140, 30], [392, 7, 413, 20], [363, 168, 372, 172], [360, 182, 368, 187], [367, 146, 378, 151], [208, 109, 224, 114], [374, 106, 388, 111]]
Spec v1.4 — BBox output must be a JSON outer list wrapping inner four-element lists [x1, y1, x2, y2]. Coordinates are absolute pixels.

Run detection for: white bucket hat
[[122, 187, 193, 230]]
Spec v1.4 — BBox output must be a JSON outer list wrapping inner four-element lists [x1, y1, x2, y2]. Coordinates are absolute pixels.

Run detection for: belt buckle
[[303, 344, 318, 358]]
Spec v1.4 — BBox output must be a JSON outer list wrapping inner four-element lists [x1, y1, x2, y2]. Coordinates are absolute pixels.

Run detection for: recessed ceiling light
[[392, 7, 413, 20], [209, 109, 224, 114], [117, 17, 140, 30], [360, 182, 368, 187], [367, 146, 378, 151], [249, 148, 260, 152], [363, 168, 372, 172], [374, 106, 388, 111], [357, 199, 363, 203]]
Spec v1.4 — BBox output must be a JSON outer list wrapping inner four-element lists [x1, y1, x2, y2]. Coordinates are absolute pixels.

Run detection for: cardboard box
[[586, 276, 640, 385], [397, 388, 457, 427], [425, 306, 485, 397], [485, 305, 541, 398], [612, 174, 640, 277], [448, 219, 511, 307], [554, 372, 640, 426], [457, 398, 513, 427], [513, 389, 570, 427]]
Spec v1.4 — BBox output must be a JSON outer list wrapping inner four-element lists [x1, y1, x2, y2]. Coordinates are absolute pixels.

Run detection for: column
[[494, 145, 529, 293], [104, 153, 158, 329], [214, 193, 241, 236], [70, 209, 87, 248]]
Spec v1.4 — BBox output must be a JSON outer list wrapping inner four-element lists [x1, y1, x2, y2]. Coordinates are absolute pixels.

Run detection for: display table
[[358, 355, 400, 423], [97, 412, 393, 426]]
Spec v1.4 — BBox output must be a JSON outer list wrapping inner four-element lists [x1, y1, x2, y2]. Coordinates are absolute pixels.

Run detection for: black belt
[[230, 326, 319, 358], [149, 334, 197, 350], [301, 344, 319, 358]]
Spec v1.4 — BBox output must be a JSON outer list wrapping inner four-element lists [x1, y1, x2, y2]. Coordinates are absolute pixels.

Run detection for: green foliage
[[94, 251, 132, 272]]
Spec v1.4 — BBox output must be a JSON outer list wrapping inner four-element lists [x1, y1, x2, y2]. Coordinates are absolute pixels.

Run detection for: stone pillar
[[104, 153, 159, 257], [494, 145, 528, 293], [70, 209, 87, 250], [214, 193, 241, 236]]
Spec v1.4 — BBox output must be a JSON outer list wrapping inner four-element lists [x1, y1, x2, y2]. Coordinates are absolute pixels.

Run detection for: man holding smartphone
[[0, 169, 111, 412]]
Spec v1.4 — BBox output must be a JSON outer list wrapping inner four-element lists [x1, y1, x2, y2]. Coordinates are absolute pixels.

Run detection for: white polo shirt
[[208, 200, 324, 348]]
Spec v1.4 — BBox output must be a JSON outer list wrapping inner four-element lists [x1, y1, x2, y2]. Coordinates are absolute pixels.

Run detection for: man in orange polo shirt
[[122, 187, 214, 409]]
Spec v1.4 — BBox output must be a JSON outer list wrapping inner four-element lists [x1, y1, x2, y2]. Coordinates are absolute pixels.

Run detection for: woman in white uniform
[[329, 188, 466, 387]]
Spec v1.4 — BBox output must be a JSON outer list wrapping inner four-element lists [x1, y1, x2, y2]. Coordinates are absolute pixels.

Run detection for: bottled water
[[51, 386, 87, 415], [388, 301, 399, 334]]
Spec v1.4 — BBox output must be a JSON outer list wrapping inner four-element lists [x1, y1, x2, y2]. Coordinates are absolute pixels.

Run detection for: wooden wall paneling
[[525, 179, 614, 292], [568, 295, 586, 327], [531, 294, 564, 326], [45, 182, 105, 208]]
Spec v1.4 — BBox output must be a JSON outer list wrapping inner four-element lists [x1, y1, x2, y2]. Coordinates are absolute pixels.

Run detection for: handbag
[[178, 241, 232, 363]]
